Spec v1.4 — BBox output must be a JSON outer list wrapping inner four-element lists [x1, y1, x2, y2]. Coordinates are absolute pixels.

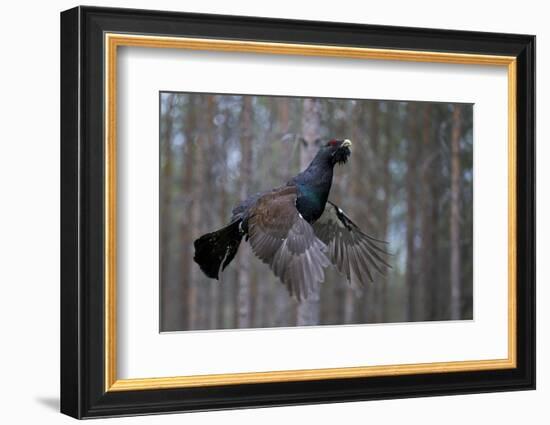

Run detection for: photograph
[[159, 92, 474, 332]]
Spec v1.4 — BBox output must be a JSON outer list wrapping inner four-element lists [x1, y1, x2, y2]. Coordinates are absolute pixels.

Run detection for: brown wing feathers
[[247, 187, 330, 300], [247, 190, 389, 296]]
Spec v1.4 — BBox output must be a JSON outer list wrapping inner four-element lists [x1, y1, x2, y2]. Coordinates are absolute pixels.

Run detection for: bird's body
[[193, 139, 390, 300]]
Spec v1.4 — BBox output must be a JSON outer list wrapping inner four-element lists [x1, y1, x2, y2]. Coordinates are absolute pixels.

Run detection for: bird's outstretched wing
[[247, 186, 330, 300], [312, 201, 391, 286]]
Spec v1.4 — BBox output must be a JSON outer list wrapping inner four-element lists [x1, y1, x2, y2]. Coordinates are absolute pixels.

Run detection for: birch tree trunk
[[296, 98, 321, 326], [450, 105, 463, 320]]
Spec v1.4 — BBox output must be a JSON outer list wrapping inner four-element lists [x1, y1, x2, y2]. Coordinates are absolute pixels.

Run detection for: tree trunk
[[177, 98, 195, 331], [359, 102, 374, 323], [371, 102, 383, 322], [205, 96, 220, 329], [450, 105, 462, 320], [341, 101, 364, 324], [431, 123, 442, 320], [186, 97, 200, 330], [380, 102, 394, 322], [406, 103, 418, 322], [419, 104, 433, 321], [218, 106, 232, 329], [160, 94, 176, 330], [237, 96, 253, 328], [296, 98, 321, 326]]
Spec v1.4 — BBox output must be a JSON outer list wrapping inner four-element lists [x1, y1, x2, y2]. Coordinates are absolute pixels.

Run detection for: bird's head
[[321, 139, 352, 166]]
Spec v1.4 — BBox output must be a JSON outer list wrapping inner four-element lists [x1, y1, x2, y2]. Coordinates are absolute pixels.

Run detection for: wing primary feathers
[[360, 238, 393, 269], [312, 201, 391, 287], [350, 235, 374, 284]]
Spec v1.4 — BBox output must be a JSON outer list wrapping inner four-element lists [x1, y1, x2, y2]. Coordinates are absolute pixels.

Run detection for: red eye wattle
[[329, 139, 338, 146]]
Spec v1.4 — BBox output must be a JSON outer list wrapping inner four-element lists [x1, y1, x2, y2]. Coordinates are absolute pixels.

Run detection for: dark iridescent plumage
[[193, 139, 390, 300]]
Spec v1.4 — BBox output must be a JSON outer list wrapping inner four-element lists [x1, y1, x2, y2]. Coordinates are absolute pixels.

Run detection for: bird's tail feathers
[[193, 220, 243, 280]]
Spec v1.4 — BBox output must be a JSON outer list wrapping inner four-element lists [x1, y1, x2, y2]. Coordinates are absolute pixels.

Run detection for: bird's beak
[[341, 139, 352, 150]]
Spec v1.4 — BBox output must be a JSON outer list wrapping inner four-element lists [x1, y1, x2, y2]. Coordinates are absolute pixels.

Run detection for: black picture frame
[[61, 5, 535, 419]]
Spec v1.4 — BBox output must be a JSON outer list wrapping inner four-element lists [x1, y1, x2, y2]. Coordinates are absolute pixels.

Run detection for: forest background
[[159, 92, 473, 332]]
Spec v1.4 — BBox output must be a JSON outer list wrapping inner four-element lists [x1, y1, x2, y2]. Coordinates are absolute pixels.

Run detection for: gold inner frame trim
[[104, 33, 518, 392]]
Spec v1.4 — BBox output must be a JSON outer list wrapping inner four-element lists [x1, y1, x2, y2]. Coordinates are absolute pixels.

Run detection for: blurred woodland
[[159, 92, 473, 332]]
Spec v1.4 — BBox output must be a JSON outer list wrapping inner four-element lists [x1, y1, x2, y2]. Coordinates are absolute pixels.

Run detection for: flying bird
[[193, 139, 391, 300]]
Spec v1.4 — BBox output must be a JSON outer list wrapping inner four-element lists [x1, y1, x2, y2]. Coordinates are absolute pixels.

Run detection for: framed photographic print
[[60, 6, 535, 419]]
